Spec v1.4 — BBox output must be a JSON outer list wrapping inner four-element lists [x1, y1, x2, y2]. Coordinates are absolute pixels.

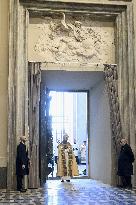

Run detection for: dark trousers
[[17, 175, 23, 190], [55, 156, 58, 164], [120, 176, 132, 188], [75, 156, 79, 164]]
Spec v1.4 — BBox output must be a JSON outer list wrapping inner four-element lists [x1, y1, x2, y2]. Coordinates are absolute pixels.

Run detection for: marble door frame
[[8, 0, 135, 189]]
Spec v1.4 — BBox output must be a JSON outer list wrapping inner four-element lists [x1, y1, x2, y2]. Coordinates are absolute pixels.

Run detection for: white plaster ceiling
[[42, 70, 104, 90]]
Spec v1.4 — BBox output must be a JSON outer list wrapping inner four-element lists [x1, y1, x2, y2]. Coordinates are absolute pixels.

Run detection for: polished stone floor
[[0, 179, 136, 205]]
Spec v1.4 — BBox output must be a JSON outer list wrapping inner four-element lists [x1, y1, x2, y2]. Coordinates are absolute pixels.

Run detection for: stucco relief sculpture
[[33, 13, 114, 63]]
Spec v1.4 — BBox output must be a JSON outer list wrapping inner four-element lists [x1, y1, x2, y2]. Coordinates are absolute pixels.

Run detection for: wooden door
[[39, 83, 53, 186], [28, 62, 41, 188]]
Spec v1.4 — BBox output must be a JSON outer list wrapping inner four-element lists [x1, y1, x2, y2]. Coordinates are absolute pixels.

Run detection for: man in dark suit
[[16, 136, 29, 192], [117, 138, 135, 189]]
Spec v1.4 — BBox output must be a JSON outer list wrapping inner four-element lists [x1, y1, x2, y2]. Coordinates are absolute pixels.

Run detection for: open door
[[28, 62, 41, 188], [39, 85, 53, 186]]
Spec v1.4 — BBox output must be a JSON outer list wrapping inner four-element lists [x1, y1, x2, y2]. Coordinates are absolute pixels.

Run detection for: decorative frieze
[[28, 14, 115, 64]]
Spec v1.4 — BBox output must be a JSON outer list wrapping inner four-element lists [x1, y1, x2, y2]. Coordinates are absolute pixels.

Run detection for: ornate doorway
[[8, 0, 135, 189]]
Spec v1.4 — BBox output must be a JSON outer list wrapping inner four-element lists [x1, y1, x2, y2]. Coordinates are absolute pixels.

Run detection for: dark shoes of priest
[[61, 180, 64, 182], [66, 180, 70, 182], [61, 180, 70, 182]]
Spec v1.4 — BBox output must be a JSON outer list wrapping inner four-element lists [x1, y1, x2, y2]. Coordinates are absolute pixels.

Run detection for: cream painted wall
[[0, 0, 8, 167], [89, 80, 112, 185]]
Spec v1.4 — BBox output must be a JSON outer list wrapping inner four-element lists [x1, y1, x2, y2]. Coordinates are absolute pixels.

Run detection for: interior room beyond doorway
[[48, 91, 88, 178], [41, 70, 112, 185]]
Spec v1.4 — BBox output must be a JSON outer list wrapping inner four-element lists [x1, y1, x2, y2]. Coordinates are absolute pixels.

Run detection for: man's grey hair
[[120, 138, 128, 144], [63, 133, 69, 140], [20, 136, 26, 141]]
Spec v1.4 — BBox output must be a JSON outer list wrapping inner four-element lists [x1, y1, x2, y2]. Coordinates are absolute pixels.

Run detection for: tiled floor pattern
[[0, 179, 136, 204]]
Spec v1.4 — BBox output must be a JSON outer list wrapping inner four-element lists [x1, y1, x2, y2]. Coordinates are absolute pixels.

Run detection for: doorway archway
[[8, 0, 135, 189], [39, 65, 121, 186]]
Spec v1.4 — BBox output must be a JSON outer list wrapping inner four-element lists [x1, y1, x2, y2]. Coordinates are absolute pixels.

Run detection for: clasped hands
[[22, 164, 25, 169]]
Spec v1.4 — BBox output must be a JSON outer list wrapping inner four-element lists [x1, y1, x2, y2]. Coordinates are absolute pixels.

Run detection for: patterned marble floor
[[0, 179, 136, 205]]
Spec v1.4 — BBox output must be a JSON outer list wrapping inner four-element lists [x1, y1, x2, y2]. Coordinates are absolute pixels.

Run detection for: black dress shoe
[[17, 189, 26, 192], [117, 185, 126, 189], [66, 180, 70, 182], [126, 186, 132, 190], [61, 180, 64, 182]]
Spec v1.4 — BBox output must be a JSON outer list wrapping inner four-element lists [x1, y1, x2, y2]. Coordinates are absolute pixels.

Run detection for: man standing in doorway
[[16, 136, 29, 192], [117, 138, 135, 189], [57, 133, 79, 182]]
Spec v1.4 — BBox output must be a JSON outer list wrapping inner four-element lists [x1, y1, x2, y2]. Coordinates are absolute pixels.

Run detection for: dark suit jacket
[[118, 143, 135, 176], [16, 142, 29, 176]]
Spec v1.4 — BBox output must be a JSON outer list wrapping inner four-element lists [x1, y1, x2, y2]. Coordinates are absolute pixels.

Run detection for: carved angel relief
[[33, 13, 114, 63]]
